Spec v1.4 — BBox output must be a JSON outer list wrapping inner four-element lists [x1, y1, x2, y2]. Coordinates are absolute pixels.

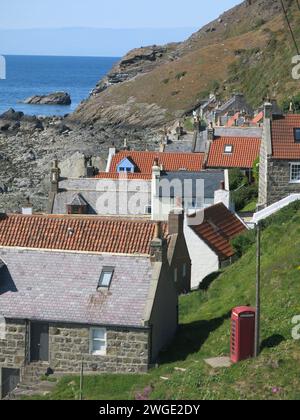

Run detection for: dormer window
[[294, 128, 300, 143], [98, 267, 114, 289], [67, 194, 88, 215], [224, 145, 233, 154], [116, 157, 136, 174]]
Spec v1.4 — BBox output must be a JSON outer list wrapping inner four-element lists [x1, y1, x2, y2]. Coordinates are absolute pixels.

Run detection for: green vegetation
[[175, 71, 187, 81], [184, 117, 194, 132], [229, 168, 258, 212], [282, 94, 300, 114], [25, 204, 300, 400]]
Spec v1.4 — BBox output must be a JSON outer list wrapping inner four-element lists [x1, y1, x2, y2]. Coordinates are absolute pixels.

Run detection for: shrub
[[231, 229, 256, 258], [175, 71, 187, 80]]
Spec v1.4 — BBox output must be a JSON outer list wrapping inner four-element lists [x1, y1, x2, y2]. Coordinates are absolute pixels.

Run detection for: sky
[[0, 0, 242, 56]]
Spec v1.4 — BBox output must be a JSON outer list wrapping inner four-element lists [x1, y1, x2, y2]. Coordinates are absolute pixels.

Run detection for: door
[[30, 323, 49, 362], [1, 368, 20, 399]]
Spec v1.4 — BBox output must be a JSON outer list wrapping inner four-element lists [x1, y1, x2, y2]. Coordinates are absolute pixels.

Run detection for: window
[[174, 268, 178, 283], [290, 163, 300, 183], [98, 267, 114, 289], [183, 263, 187, 278], [118, 167, 132, 172], [224, 145, 233, 154], [294, 128, 300, 143], [90, 328, 106, 355], [145, 205, 152, 215]]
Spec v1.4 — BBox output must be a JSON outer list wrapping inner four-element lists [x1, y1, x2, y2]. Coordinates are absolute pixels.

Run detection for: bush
[[232, 183, 258, 212], [229, 168, 247, 190], [231, 229, 256, 258]]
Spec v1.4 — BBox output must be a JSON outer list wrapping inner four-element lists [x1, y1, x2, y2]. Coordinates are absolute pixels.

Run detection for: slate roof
[[0, 248, 152, 327], [187, 203, 247, 259], [109, 151, 205, 174], [0, 214, 167, 255], [271, 115, 300, 159], [159, 171, 224, 199], [68, 193, 88, 206], [207, 136, 261, 169]]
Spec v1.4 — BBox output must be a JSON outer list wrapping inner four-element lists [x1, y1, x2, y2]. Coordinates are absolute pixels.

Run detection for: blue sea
[[0, 55, 119, 116]]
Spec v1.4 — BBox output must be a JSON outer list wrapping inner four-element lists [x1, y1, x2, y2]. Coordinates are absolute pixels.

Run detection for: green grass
[[240, 199, 257, 213], [25, 204, 300, 400]]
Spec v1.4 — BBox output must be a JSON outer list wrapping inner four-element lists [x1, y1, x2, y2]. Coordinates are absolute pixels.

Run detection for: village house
[[0, 211, 191, 398], [184, 203, 247, 289], [258, 103, 300, 208], [49, 150, 225, 221]]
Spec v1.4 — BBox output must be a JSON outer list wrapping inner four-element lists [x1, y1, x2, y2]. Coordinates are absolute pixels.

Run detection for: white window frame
[[90, 328, 107, 356], [224, 145, 233, 154], [289, 162, 300, 184]]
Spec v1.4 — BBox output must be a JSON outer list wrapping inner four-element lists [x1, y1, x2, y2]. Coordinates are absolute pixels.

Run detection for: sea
[[0, 55, 119, 117]]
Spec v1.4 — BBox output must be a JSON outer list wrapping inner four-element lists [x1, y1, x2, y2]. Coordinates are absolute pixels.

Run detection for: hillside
[[26, 203, 300, 400], [71, 0, 300, 129]]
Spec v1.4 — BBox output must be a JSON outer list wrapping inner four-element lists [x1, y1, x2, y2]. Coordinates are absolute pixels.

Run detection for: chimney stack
[[150, 222, 168, 263], [264, 101, 273, 120], [22, 197, 33, 215], [168, 210, 184, 236], [50, 160, 60, 193], [207, 122, 215, 141]]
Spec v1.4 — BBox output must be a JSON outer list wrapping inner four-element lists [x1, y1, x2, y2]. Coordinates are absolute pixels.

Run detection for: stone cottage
[[0, 212, 190, 397], [258, 103, 300, 208]]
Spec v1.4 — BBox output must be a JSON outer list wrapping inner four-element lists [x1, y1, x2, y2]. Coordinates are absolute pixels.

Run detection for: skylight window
[[224, 145, 233, 154], [98, 267, 114, 289], [294, 128, 300, 143]]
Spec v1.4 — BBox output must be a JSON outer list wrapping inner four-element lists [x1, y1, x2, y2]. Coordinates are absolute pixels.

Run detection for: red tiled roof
[[226, 112, 240, 127], [207, 136, 261, 169], [0, 214, 167, 255], [252, 111, 263, 124], [109, 151, 205, 174], [188, 203, 246, 259], [271, 115, 300, 159], [95, 172, 152, 180]]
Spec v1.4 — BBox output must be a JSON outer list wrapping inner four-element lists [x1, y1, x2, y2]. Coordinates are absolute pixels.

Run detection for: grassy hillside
[[73, 0, 300, 128], [27, 203, 300, 400]]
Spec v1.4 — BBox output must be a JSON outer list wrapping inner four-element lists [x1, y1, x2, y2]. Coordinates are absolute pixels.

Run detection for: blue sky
[[0, 0, 241, 29], [0, 0, 242, 56]]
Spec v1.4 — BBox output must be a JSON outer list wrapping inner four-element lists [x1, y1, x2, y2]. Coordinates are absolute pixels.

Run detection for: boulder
[[23, 92, 71, 106]]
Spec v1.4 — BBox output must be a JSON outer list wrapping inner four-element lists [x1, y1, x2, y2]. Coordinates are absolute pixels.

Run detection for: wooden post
[[254, 222, 261, 358], [79, 358, 83, 401]]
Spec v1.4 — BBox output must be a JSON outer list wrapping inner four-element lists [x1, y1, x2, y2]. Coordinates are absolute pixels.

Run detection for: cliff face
[[71, 0, 297, 129]]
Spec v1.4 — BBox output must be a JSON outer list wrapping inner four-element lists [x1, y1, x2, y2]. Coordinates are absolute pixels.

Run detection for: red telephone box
[[231, 307, 255, 363]]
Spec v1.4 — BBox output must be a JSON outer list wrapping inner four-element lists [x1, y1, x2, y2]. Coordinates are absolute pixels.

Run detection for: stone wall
[[49, 324, 150, 374], [264, 159, 300, 205], [0, 320, 150, 374], [0, 320, 26, 369]]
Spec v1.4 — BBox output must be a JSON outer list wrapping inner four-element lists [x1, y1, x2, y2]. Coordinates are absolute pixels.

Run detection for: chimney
[[152, 158, 161, 178], [168, 210, 184, 236], [214, 182, 232, 210], [50, 160, 60, 193], [207, 122, 215, 141], [150, 222, 168, 263], [264, 101, 273, 120], [85, 156, 94, 178], [159, 142, 165, 153], [22, 197, 33, 215]]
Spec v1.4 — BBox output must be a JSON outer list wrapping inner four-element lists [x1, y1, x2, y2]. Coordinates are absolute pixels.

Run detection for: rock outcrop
[[23, 92, 71, 105]]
